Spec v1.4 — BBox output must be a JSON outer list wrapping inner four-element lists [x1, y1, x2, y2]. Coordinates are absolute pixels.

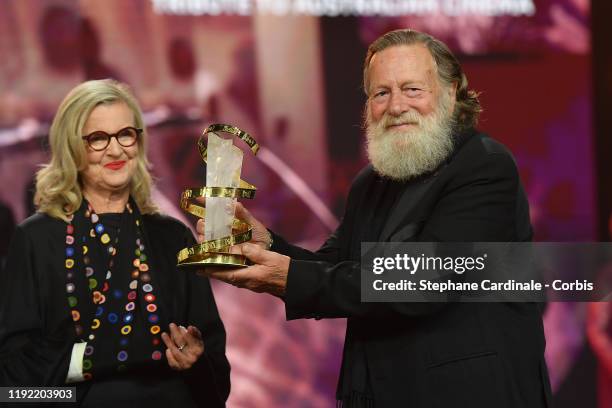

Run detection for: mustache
[[375, 111, 423, 129]]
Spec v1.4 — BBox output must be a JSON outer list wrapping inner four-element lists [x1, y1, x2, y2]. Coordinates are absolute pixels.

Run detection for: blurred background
[[0, 0, 610, 406]]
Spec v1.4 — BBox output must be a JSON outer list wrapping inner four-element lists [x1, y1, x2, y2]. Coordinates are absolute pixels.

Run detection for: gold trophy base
[[177, 252, 249, 269]]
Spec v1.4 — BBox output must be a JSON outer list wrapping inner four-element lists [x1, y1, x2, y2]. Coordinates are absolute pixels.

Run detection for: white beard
[[366, 91, 455, 181]]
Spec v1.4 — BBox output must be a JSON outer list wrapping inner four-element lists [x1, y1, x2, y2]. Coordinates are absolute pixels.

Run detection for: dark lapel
[[378, 175, 436, 241], [378, 128, 475, 242]]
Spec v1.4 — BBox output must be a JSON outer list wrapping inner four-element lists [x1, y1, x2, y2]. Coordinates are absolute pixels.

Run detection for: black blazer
[[273, 131, 552, 407], [0, 212, 230, 407]]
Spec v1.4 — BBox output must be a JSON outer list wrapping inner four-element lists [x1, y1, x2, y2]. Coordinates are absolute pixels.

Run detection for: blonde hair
[[35, 79, 158, 220], [364, 29, 482, 130]]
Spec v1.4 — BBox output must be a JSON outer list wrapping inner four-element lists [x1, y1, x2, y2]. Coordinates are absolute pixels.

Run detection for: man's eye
[[373, 91, 388, 98], [404, 88, 422, 95]]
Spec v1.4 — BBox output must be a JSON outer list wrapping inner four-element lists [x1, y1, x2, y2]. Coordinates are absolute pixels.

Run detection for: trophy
[[177, 124, 259, 268]]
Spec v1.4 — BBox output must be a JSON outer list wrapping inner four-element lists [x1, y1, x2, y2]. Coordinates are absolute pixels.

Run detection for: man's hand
[[196, 201, 271, 249], [161, 323, 205, 371], [198, 243, 289, 297]]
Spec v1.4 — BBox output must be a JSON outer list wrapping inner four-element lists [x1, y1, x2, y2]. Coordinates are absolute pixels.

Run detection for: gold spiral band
[[177, 124, 259, 268]]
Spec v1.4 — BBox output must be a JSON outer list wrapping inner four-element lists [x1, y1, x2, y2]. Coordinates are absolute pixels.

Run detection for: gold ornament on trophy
[[177, 124, 259, 268]]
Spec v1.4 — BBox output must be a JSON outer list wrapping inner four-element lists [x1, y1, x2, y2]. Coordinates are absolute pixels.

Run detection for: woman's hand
[[161, 323, 204, 370]]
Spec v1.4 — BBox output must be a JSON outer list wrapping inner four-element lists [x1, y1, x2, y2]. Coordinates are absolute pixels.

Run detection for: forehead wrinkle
[[368, 44, 440, 94]]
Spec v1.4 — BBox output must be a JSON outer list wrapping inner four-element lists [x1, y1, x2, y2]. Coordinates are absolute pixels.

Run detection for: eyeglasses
[[82, 127, 142, 151]]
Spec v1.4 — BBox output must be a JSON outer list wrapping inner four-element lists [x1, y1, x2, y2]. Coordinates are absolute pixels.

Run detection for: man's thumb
[[242, 243, 267, 263], [234, 202, 253, 223]]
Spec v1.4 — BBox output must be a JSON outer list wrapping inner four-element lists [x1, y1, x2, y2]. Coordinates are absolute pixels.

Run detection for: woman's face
[[80, 102, 139, 197]]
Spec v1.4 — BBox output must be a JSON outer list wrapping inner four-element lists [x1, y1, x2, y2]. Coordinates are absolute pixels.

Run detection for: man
[[198, 29, 551, 407]]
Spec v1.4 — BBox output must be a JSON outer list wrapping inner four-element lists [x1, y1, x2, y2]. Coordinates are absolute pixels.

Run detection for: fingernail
[[180, 325, 187, 332]]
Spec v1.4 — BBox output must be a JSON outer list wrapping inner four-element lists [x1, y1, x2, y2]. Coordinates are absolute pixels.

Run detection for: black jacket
[[0, 212, 230, 407], [273, 131, 552, 407]]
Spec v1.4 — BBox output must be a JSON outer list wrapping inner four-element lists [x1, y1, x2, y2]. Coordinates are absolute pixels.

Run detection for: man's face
[[365, 44, 457, 180], [367, 44, 444, 125]]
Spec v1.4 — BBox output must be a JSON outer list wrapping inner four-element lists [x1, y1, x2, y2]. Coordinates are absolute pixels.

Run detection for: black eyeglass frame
[[81, 127, 143, 151]]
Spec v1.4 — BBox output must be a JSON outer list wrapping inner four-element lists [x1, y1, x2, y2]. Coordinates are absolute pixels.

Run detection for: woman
[[0, 80, 230, 407]]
